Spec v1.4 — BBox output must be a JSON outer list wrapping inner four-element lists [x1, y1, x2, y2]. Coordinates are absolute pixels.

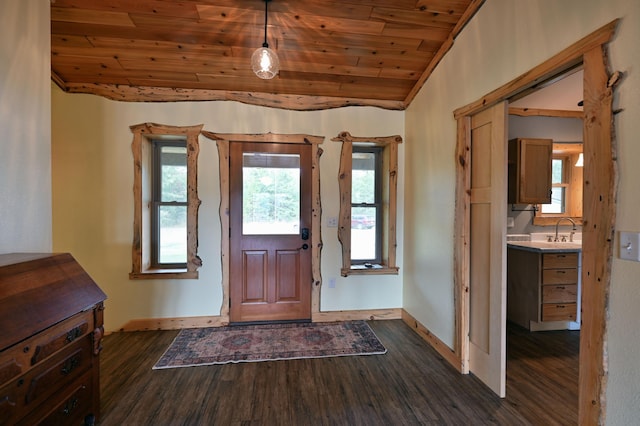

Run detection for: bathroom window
[[534, 144, 583, 226]]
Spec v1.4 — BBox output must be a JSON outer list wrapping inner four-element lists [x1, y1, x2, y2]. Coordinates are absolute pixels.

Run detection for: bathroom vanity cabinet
[[507, 245, 580, 331]]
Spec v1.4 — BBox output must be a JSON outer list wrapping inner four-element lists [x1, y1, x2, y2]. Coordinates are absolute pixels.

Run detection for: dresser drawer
[[25, 336, 92, 407], [0, 309, 94, 381], [542, 268, 578, 285], [542, 284, 578, 303], [1, 335, 93, 423], [542, 303, 577, 321], [542, 253, 578, 269], [16, 371, 93, 426]]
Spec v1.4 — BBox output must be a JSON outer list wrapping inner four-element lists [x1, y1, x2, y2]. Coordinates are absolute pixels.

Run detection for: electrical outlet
[[327, 217, 338, 227], [619, 231, 640, 261]]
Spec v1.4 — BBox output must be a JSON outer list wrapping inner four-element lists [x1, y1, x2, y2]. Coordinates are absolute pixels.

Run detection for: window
[[351, 147, 383, 265], [151, 141, 188, 268], [533, 143, 583, 226], [541, 157, 568, 214], [333, 131, 401, 276], [130, 123, 203, 279]]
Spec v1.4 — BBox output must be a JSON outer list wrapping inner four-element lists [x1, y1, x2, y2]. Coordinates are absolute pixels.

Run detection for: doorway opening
[[453, 20, 618, 424]]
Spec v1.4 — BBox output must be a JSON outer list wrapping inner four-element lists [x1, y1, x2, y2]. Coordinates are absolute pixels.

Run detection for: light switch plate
[[619, 231, 640, 261]]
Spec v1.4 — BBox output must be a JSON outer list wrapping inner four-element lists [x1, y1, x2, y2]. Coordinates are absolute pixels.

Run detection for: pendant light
[[251, 0, 279, 79]]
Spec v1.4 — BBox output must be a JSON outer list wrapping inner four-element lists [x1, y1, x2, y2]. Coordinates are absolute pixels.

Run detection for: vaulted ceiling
[[51, 0, 484, 111]]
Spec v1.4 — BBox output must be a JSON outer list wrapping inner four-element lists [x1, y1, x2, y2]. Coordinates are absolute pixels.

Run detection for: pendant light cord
[[262, 0, 269, 48]]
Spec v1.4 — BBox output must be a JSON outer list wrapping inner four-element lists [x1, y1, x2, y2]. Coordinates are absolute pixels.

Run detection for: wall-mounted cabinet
[[508, 138, 552, 204]]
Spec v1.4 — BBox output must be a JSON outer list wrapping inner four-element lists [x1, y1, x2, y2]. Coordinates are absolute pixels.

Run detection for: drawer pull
[[62, 397, 79, 416], [556, 286, 566, 290], [556, 270, 566, 274], [61, 356, 81, 375], [66, 326, 83, 343], [0, 394, 16, 407]]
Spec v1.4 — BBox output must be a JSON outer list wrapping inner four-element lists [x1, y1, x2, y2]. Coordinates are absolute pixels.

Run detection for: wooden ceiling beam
[[58, 82, 406, 110]]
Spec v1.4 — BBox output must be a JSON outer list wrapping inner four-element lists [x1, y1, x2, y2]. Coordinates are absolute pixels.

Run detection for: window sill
[[129, 270, 198, 280], [341, 265, 399, 277]]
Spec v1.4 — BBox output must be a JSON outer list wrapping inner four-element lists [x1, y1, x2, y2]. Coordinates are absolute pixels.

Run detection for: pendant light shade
[[252, 0, 279, 79], [251, 46, 279, 79]]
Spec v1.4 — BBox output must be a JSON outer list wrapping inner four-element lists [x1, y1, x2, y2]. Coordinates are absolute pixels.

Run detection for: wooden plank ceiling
[[51, 0, 483, 111]]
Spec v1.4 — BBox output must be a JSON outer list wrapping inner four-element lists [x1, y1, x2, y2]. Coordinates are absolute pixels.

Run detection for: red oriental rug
[[152, 321, 386, 369]]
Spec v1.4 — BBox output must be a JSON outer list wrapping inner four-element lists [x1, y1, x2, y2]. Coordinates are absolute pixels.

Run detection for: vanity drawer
[[542, 253, 578, 269], [542, 303, 577, 321], [542, 284, 578, 303], [542, 268, 578, 285]]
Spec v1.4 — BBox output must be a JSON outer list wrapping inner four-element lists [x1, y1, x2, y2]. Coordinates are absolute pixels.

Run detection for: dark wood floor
[[99, 320, 579, 425]]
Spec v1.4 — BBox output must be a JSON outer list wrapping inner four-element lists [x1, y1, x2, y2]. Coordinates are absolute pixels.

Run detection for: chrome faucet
[[555, 217, 577, 242]]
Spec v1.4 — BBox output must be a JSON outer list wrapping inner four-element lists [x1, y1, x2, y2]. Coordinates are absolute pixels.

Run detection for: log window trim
[[129, 122, 203, 279], [332, 131, 402, 276]]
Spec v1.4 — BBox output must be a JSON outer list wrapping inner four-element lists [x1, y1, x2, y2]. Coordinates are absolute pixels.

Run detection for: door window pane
[[243, 153, 300, 235]]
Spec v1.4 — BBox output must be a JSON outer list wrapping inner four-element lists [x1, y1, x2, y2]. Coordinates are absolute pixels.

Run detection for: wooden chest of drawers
[[0, 253, 106, 426]]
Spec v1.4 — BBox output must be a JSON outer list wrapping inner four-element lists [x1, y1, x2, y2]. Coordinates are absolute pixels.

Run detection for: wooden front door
[[229, 142, 312, 323], [468, 101, 508, 397]]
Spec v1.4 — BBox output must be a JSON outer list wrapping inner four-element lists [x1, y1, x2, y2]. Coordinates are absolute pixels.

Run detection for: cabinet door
[[508, 138, 552, 204]]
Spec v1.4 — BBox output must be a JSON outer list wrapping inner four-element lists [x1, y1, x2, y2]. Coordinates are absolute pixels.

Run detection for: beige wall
[[404, 0, 640, 423], [51, 90, 404, 332], [0, 0, 51, 253]]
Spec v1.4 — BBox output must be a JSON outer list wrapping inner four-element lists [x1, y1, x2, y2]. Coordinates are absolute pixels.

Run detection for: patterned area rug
[[153, 321, 386, 369]]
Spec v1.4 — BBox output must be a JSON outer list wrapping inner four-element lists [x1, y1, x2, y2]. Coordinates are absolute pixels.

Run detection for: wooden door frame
[[453, 20, 619, 425], [201, 132, 324, 323]]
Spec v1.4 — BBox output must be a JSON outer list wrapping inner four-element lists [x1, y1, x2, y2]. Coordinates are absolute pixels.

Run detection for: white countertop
[[507, 240, 582, 253]]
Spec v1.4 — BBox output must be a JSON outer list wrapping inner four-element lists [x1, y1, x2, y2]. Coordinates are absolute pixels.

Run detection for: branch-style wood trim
[[201, 132, 325, 321], [61, 83, 406, 111], [401, 309, 462, 372], [332, 131, 402, 276], [202, 131, 323, 145], [453, 19, 619, 119], [215, 138, 231, 322], [331, 131, 403, 145], [508, 107, 584, 118], [341, 266, 399, 276], [337, 141, 353, 273], [404, 0, 486, 107], [311, 145, 324, 316], [129, 122, 203, 279], [579, 44, 616, 426], [453, 116, 471, 374]]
